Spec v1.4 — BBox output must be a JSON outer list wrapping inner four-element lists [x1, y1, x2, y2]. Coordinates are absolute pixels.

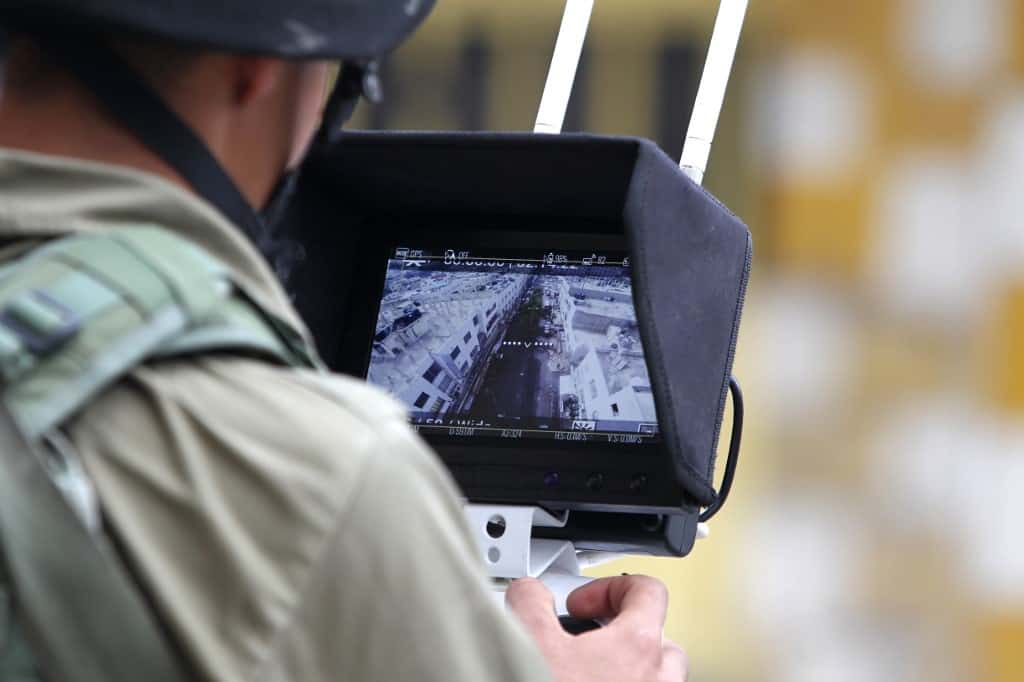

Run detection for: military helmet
[[0, 0, 434, 60]]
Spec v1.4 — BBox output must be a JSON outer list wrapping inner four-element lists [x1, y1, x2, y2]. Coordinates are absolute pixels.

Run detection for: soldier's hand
[[506, 575, 688, 682]]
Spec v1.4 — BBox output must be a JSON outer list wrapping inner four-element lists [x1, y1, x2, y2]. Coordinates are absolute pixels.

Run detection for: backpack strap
[[0, 226, 320, 441], [0, 404, 192, 682], [0, 226, 321, 682]]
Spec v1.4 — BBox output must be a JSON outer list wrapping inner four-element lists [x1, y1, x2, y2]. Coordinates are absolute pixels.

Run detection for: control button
[[629, 474, 649, 493], [543, 471, 561, 489], [586, 472, 605, 492]]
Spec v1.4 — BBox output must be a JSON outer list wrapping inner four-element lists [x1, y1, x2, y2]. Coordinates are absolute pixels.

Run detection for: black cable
[[699, 376, 743, 523], [259, 61, 373, 283]]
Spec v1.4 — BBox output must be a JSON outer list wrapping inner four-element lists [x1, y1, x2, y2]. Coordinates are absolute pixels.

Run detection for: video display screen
[[365, 246, 660, 444]]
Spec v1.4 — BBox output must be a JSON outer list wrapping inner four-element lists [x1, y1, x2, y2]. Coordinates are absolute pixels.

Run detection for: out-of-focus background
[[350, 1, 1024, 679]]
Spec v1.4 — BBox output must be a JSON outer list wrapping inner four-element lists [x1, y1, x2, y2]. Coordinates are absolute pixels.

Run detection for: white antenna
[[680, 0, 749, 186], [534, 0, 594, 134]]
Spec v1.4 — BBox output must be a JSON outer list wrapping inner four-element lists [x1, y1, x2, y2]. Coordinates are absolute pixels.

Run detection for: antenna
[[680, 0, 749, 186], [534, 0, 594, 134]]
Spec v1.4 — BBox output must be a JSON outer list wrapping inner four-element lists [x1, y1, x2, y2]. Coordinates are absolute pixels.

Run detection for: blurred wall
[[353, 1, 1024, 680]]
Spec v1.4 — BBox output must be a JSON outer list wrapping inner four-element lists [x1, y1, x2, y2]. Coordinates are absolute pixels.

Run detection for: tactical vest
[[0, 227, 319, 682]]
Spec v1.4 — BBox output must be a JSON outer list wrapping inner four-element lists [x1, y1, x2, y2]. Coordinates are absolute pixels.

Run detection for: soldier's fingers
[[566, 575, 669, 632], [660, 641, 689, 681], [505, 578, 565, 641]]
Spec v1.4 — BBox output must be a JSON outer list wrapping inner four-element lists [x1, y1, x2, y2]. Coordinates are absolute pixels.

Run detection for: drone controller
[[280, 0, 752, 616], [285, 130, 750, 559]]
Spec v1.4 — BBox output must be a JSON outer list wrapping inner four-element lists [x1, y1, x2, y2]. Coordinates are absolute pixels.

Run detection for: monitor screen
[[365, 244, 660, 445]]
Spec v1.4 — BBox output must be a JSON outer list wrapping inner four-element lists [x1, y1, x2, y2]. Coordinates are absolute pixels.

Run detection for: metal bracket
[[465, 505, 712, 613], [465, 504, 592, 614], [464, 504, 576, 578]]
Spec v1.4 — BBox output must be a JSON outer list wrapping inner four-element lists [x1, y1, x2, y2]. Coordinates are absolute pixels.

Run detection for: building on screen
[[368, 268, 529, 416], [556, 276, 655, 425]]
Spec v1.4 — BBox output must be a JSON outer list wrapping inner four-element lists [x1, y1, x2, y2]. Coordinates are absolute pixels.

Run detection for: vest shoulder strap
[[0, 226, 321, 682], [0, 404, 192, 682], [0, 226, 319, 441]]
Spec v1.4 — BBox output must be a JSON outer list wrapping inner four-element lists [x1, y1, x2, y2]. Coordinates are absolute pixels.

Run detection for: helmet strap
[[259, 60, 378, 281], [32, 30, 368, 279]]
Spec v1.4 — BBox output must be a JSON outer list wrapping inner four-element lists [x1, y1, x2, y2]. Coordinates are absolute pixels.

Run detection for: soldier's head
[[0, 1, 434, 239]]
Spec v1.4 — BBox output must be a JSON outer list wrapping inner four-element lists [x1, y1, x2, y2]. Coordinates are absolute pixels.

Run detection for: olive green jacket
[[0, 148, 552, 682]]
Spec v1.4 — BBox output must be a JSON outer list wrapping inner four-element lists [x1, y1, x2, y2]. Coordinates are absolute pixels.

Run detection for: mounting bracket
[[464, 504, 592, 614]]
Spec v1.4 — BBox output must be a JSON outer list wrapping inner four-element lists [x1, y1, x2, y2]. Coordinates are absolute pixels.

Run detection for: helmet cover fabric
[[0, 0, 435, 59]]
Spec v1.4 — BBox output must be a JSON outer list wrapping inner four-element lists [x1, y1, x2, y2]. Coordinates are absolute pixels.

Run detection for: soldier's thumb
[[505, 578, 565, 641]]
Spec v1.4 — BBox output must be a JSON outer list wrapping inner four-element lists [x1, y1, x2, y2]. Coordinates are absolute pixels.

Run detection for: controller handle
[[558, 615, 603, 635], [541, 571, 604, 633]]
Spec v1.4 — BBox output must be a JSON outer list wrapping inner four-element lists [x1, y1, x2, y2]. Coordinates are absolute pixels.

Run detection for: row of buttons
[[543, 470, 649, 494], [452, 465, 653, 496]]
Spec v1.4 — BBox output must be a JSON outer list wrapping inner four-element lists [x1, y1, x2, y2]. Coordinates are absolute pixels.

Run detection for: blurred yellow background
[[352, 1, 1024, 679]]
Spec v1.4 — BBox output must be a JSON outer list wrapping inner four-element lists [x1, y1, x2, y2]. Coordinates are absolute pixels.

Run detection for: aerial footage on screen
[[365, 248, 660, 443]]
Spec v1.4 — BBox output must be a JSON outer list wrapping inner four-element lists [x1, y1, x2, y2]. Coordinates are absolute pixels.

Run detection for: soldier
[[0, 2, 688, 680]]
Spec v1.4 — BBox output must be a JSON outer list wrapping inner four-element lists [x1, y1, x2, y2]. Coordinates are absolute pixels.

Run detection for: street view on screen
[[366, 247, 659, 443]]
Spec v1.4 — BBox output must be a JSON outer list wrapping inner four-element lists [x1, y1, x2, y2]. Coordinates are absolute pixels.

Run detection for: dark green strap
[[2, 569, 45, 681], [0, 226, 320, 680], [0, 227, 319, 440], [0, 406, 191, 682]]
